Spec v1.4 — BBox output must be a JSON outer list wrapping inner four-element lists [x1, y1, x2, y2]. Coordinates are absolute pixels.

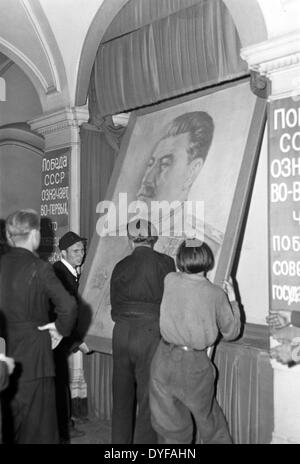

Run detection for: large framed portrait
[[80, 78, 266, 353]]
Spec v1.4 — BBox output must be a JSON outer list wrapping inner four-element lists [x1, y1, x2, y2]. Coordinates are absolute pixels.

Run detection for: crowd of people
[[0, 210, 294, 444]]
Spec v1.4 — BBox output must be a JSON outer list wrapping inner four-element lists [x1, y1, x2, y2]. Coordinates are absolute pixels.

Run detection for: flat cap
[[58, 231, 85, 250]]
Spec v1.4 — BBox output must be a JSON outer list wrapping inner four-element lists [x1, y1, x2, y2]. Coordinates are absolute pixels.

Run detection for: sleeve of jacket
[[39, 262, 77, 336], [291, 311, 300, 328], [216, 291, 241, 341], [110, 263, 120, 322]]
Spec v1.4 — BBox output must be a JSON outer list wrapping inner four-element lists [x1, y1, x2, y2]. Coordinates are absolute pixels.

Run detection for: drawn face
[[64, 241, 85, 268], [136, 132, 203, 205]]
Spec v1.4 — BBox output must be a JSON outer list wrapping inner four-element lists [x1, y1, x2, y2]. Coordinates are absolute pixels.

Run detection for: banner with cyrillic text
[[39, 148, 70, 262], [269, 97, 300, 311]]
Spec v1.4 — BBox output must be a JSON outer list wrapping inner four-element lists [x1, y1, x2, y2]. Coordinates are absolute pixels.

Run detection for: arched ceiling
[[0, 52, 9, 68], [0, 0, 298, 113], [0, 0, 68, 111]]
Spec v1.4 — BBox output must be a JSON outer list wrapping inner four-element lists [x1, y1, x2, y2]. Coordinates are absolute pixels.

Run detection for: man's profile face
[[64, 241, 85, 268], [137, 132, 203, 205]]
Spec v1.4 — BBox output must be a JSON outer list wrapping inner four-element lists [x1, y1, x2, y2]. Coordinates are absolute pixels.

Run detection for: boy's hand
[[223, 278, 236, 302]]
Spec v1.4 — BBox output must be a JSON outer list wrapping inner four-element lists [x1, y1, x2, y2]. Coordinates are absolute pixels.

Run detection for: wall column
[[242, 31, 300, 444], [29, 106, 90, 409]]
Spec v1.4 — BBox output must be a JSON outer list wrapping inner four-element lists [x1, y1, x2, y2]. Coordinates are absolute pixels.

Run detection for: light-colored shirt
[[61, 258, 77, 278], [160, 272, 241, 350]]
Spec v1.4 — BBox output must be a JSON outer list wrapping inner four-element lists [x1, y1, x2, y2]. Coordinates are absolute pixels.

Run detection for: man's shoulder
[[154, 250, 175, 265], [34, 256, 53, 272], [111, 255, 130, 275], [52, 261, 76, 285], [53, 260, 71, 275], [53, 260, 64, 270]]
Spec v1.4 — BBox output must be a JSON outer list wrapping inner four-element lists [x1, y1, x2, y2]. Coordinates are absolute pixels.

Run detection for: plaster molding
[[0, 37, 50, 93], [241, 31, 300, 75], [20, 0, 61, 93], [29, 106, 89, 136], [0, 57, 13, 76], [0, 126, 44, 152]]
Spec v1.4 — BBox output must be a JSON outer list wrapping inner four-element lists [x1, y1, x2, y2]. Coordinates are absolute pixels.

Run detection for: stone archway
[[0, 123, 44, 218], [0, 0, 70, 113]]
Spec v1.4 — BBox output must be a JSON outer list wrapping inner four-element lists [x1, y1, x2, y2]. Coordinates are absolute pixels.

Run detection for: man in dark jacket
[[0, 209, 76, 444], [52, 231, 88, 443], [110, 218, 176, 444]]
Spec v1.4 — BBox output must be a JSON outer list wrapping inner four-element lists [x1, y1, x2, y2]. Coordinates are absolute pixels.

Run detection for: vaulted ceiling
[[0, 0, 298, 113], [0, 0, 71, 111]]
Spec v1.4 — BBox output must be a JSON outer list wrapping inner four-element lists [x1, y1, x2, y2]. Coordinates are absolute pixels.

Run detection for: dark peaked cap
[[58, 231, 85, 251]]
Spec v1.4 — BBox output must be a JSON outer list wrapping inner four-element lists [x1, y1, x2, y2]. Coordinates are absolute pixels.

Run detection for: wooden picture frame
[[79, 78, 266, 353]]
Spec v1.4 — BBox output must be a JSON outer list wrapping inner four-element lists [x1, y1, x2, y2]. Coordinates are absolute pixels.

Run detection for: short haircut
[[162, 111, 214, 164], [127, 218, 158, 245], [6, 209, 39, 244], [176, 240, 214, 274]]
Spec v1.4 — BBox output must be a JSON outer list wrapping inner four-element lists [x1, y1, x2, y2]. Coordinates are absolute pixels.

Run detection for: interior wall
[[236, 126, 268, 325], [0, 64, 42, 126], [39, 0, 104, 105], [0, 143, 42, 219]]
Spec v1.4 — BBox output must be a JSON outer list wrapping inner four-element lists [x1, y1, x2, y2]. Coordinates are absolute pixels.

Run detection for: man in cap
[[110, 218, 176, 444], [52, 231, 88, 443]]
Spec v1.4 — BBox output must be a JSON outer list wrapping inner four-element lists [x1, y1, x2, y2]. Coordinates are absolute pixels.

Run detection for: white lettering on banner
[[270, 181, 300, 202], [272, 284, 300, 306], [40, 202, 68, 217], [270, 99, 300, 312], [42, 155, 68, 171], [272, 260, 300, 277], [274, 107, 300, 130], [293, 210, 300, 225], [272, 235, 300, 252], [274, 109, 285, 130], [270, 157, 300, 178], [279, 132, 300, 153], [44, 172, 66, 186], [41, 187, 69, 201]]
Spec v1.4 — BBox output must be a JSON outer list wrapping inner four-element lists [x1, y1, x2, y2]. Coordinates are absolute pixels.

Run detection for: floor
[[71, 418, 111, 445]]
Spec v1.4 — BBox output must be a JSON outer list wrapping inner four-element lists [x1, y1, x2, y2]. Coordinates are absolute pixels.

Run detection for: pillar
[[29, 106, 90, 412]]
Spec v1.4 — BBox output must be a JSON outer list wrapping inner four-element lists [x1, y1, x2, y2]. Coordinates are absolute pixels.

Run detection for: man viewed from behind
[[110, 218, 176, 444], [0, 209, 76, 444]]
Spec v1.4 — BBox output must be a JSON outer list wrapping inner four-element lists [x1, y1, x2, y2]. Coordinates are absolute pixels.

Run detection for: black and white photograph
[[0, 0, 300, 449]]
